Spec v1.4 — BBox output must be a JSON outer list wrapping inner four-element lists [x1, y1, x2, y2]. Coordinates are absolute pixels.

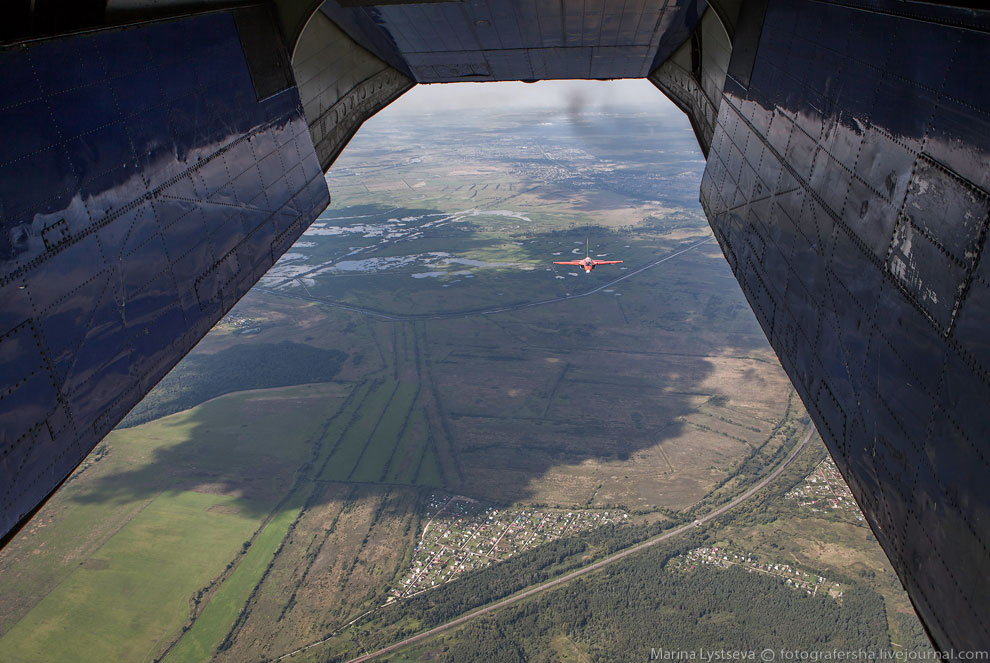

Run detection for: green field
[[385, 410, 429, 483], [319, 378, 398, 481], [414, 440, 444, 487], [0, 385, 344, 662], [163, 498, 303, 663], [351, 383, 419, 482], [0, 491, 258, 663]]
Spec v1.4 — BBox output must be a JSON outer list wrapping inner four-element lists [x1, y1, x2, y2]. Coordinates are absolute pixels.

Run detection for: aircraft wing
[[553, 260, 585, 265], [591, 260, 623, 265]]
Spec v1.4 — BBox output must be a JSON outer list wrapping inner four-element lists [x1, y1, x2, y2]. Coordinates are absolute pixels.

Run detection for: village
[[668, 546, 846, 601], [216, 312, 265, 336], [390, 494, 626, 600], [786, 455, 865, 522]]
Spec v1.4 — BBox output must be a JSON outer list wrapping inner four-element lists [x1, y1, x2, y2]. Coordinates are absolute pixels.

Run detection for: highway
[[313, 423, 814, 662], [256, 238, 715, 322]]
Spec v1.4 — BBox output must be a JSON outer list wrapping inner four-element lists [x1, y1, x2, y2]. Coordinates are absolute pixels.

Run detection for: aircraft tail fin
[[586, 239, 590, 258]]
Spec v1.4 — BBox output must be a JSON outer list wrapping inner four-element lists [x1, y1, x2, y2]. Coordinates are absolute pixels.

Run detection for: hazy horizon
[[386, 78, 682, 116]]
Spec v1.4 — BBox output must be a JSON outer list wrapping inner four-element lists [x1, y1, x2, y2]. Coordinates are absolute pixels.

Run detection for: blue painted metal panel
[[0, 11, 330, 541], [701, 0, 990, 650], [319, 0, 706, 82]]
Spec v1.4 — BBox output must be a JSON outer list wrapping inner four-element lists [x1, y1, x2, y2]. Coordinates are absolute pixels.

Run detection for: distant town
[[390, 493, 625, 600], [786, 456, 864, 522], [668, 546, 846, 602], [217, 312, 264, 336], [390, 453, 866, 602]]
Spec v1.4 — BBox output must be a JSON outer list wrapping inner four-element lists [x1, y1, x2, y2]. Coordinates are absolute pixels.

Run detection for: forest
[[428, 548, 889, 662]]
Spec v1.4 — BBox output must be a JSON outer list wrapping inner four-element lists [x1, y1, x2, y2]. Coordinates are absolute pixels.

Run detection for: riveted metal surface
[[0, 11, 330, 542], [649, 8, 730, 156], [701, 0, 990, 650], [290, 11, 414, 173], [319, 0, 708, 82]]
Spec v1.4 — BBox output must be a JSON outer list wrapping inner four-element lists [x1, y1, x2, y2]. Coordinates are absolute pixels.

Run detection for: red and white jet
[[553, 240, 623, 273]]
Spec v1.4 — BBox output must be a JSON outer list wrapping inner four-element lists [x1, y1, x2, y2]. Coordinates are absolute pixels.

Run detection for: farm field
[[0, 384, 347, 662], [0, 88, 927, 662]]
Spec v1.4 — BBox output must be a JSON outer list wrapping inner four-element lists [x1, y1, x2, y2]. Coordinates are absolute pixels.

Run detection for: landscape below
[[0, 102, 930, 662]]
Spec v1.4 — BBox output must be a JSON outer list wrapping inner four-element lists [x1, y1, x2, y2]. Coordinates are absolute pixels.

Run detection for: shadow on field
[[71, 230, 777, 518]]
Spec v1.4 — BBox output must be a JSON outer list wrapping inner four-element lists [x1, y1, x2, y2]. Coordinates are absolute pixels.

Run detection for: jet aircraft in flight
[[553, 241, 623, 273]]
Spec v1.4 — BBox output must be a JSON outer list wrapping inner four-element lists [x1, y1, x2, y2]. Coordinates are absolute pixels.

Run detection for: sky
[[387, 78, 683, 117]]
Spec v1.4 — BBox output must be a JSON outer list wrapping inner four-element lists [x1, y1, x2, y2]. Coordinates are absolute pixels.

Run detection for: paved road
[[256, 238, 715, 322], [341, 424, 815, 663]]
